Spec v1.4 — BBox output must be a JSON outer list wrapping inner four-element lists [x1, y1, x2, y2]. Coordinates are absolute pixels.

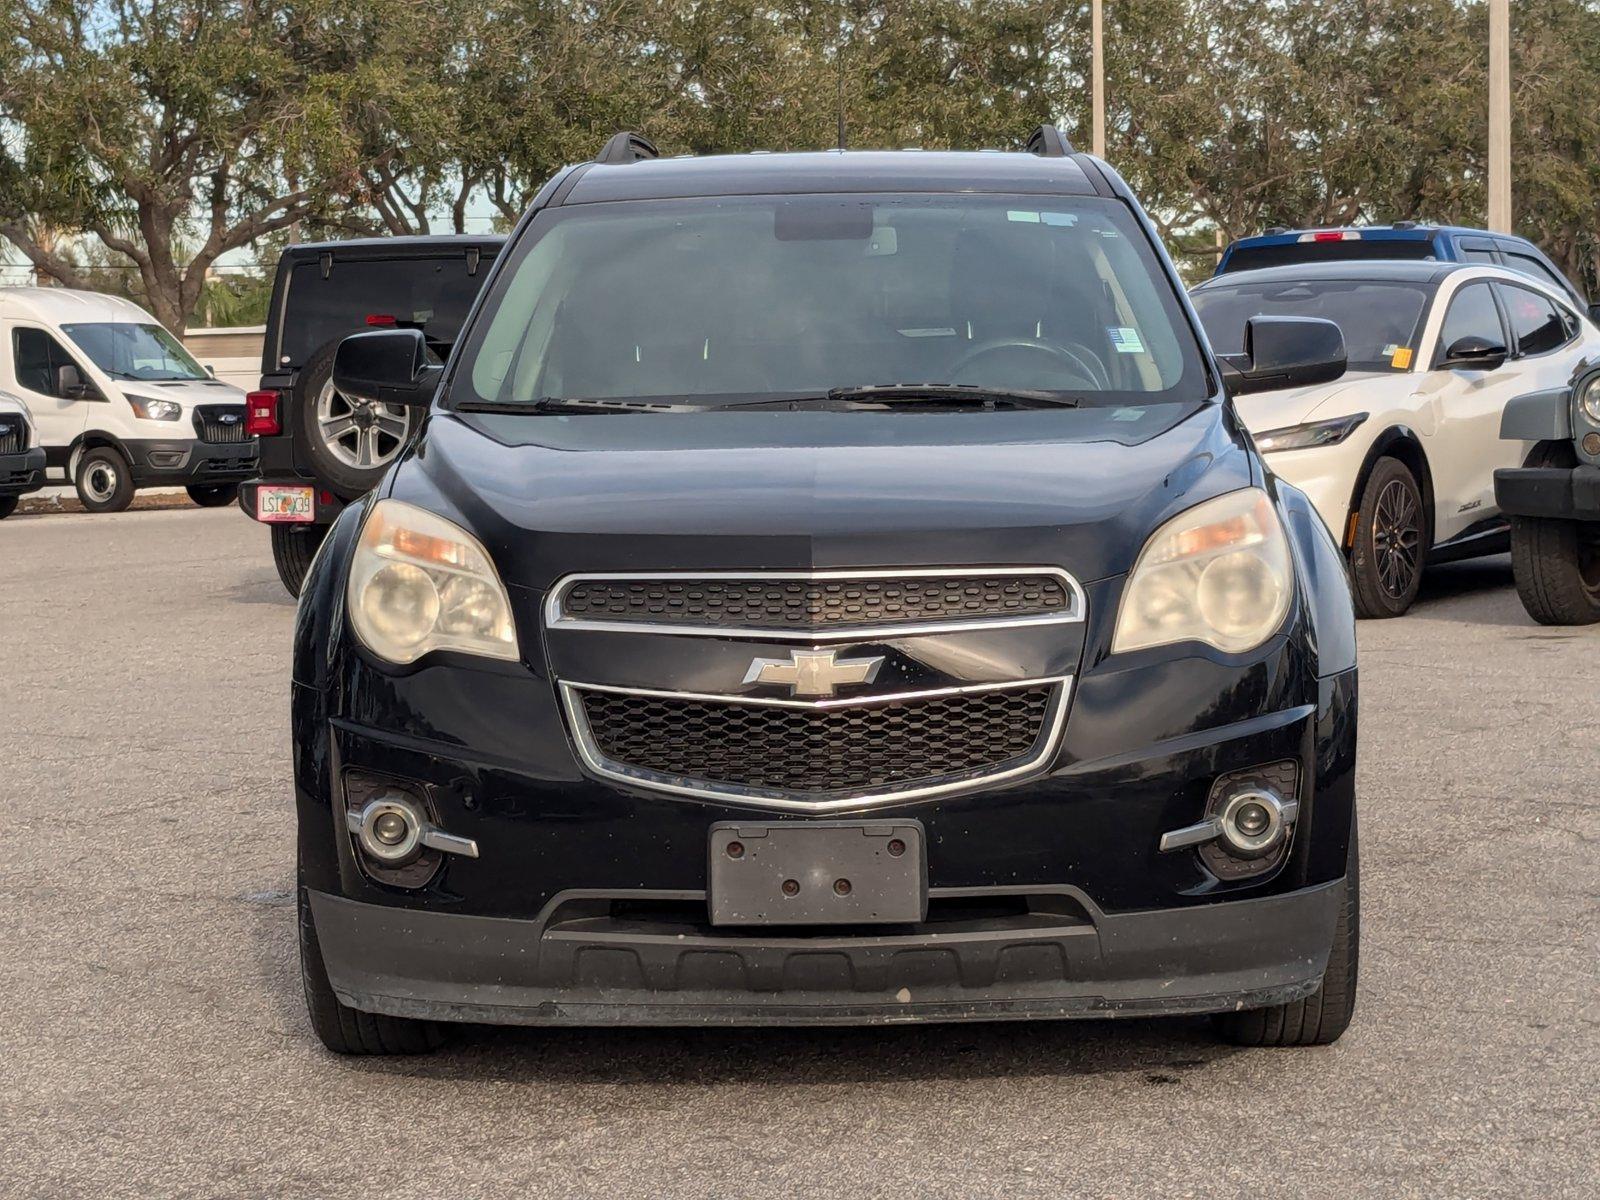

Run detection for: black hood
[[388, 402, 1255, 590]]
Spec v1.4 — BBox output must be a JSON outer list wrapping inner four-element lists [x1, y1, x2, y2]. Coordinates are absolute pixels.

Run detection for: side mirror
[[331, 329, 442, 408], [1587, 302, 1600, 326], [1439, 335, 1508, 372], [1218, 315, 1346, 397], [205, 364, 217, 379], [56, 363, 98, 400]]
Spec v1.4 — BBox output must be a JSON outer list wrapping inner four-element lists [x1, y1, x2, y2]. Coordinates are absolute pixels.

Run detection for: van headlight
[[347, 499, 519, 665], [125, 394, 182, 421], [1112, 489, 1293, 656]]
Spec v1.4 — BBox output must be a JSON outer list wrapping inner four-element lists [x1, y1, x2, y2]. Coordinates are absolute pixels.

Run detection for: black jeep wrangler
[[238, 235, 503, 594], [1495, 369, 1600, 623]]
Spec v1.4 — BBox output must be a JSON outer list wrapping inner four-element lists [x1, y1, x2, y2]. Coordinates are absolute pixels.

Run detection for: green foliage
[[4, 0, 1600, 324]]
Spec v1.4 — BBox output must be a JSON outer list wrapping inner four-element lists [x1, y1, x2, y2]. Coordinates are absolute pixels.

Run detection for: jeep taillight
[[246, 390, 280, 436]]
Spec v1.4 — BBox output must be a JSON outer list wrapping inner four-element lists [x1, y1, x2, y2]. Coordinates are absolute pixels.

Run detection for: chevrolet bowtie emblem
[[743, 648, 885, 698]]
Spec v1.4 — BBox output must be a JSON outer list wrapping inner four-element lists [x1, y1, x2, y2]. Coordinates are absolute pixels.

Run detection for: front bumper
[[124, 438, 258, 486], [1495, 464, 1600, 521], [309, 878, 1342, 1026], [0, 447, 46, 496]]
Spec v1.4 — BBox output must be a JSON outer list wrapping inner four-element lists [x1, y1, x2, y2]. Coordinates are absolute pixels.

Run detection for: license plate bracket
[[708, 820, 927, 926]]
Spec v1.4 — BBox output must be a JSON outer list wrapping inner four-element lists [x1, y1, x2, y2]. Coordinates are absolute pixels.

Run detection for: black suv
[[293, 129, 1361, 1053], [238, 235, 503, 593]]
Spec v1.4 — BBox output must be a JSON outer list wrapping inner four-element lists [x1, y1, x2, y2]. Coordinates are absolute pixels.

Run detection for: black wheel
[[1214, 818, 1360, 1047], [0, 495, 17, 520], [294, 337, 413, 496], [299, 885, 444, 1055], [1349, 457, 1425, 618], [74, 446, 135, 513], [186, 483, 239, 508], [271, 522, 329, 598], [1508, 442, 1600, 625]]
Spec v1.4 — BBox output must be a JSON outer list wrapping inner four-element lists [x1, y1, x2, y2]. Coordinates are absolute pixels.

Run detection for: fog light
[[349, 793, 424, 864], [1583, 432, 1600, 457], [1217, 789, 1293, 858]]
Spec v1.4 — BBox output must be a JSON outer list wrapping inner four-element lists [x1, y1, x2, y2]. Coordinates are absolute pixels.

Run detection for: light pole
[[1487, 0, 1511, 232], [1091, 0, 1105, 157]]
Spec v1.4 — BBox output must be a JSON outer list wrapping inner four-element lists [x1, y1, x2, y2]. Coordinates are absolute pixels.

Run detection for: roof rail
[[1025, 124, 1075, 157], [596, 131, 659, 165]]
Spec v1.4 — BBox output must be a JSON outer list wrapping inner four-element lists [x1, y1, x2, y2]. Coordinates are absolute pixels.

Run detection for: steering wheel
[[946, 338, 1109, 391]]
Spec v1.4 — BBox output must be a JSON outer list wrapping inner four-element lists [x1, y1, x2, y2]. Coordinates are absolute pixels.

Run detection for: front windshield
[[455, 194, 1208, 408], [1192, 279, 1432, 373], [62, 322, 209, 382]]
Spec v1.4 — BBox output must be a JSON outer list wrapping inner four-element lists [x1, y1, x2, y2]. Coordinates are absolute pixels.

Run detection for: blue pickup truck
[[1216, 224, 1593, 316]]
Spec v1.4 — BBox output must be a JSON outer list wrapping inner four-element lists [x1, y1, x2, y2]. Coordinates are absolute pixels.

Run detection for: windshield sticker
[[1391, 346, 1414, 369], [1111, 407, 1145, 421], [1041, 212, 1078, 227], [1108, 326, 1146, 354], [1007, 210, 1042, 224]]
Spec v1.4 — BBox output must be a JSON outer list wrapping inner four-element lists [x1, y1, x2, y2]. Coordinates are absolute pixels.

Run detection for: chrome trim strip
[[558, 675, 1073, 813], [544, 567, 1086, 640], [565, 674, 1069, 711]]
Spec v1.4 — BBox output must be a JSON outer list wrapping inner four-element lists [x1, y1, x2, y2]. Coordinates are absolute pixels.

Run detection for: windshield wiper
[[454, 396, 707, 415], [725, 384, 1080, 411]]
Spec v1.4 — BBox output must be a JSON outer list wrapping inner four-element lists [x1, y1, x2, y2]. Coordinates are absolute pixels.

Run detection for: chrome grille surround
[[557, 676, 1073, 813], [545, 567, 1085, 640]]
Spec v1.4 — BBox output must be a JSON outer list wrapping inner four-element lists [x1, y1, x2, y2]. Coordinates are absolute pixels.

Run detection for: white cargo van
[[0, 288, 257, 512]]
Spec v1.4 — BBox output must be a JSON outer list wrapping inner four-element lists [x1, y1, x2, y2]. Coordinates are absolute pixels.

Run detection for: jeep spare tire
[[293, 337, 413, 497]]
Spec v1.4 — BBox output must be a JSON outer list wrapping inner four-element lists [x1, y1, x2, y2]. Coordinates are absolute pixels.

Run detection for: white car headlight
[[1112, 489, 1293, 656], [125, 394, 182, 421], [347, 499, 519, 665]]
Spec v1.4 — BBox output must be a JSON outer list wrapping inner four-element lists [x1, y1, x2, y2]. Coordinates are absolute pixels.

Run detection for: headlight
[[1113, 489, 1293, 656], [1577, 375, 1600, 425], [1254, 412, 1368, 453], [125, 394, 182, 421], [347, 499, 519, 665]]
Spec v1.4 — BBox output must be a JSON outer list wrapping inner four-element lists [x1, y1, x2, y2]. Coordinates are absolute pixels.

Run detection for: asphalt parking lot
[[3, 506, 1597, 1199]]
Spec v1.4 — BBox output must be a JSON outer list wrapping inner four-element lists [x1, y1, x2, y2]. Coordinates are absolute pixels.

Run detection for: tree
[[0, 0, 444, 330]]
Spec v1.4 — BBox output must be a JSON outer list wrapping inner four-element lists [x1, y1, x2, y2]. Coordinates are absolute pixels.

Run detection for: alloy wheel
[[85, 462, 119, 504], [315, 379, 411, 470], [1372, 477, 1422, 600]]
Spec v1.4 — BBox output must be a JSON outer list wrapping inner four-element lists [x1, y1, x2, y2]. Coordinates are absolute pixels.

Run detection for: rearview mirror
[[332, 329, 442, 408], [1439, 335, 1507, 372], [56, 363, 98, 400], [1218, 316, 1346, 397]]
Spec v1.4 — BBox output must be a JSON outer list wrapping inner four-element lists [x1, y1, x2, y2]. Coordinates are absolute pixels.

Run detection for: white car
[[1191, 261, 1598, 616], [0, 287, 257, 512]]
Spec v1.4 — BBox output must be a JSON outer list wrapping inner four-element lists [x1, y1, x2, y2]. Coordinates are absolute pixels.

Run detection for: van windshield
[[62, 322, 209, 382], [455, 194, 1208, 409]]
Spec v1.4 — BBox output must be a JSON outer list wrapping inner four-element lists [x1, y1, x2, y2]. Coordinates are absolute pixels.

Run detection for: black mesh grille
[[0, 418, 23, 454], [560, 575, 1072, 630], [193, 405, 251, 443], [578, 685, 1054, 795]]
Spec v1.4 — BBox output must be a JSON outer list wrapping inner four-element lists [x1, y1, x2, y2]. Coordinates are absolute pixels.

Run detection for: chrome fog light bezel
[[349, 793, 425, 864], [1216, 788, 1295, 858]]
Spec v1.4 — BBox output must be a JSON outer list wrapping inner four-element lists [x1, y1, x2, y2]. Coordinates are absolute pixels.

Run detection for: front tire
[[74, 447, 135, 513], [0, 495, 17, 520], [1508, 442, 1600, 625], [1349, 457, 1425, 618], [299, 885, 445, 1055], [1214, 820, 1360, 1047], [186, 483, 238, 508], [270, 522, 328, 598]]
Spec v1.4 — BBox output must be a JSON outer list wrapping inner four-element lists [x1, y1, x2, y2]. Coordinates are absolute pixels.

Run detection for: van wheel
[[1508, 441, 1600, 625], [1214, 818, 1359, 1047], [186, 483, 238, 508], [1349, 457, 1425, 618], [299, 885, 445, 1055], [75, 447, 135, 513], [271, 522, 328, 598], [0, 495, 17, 520], [295, 337, 413, 496]]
